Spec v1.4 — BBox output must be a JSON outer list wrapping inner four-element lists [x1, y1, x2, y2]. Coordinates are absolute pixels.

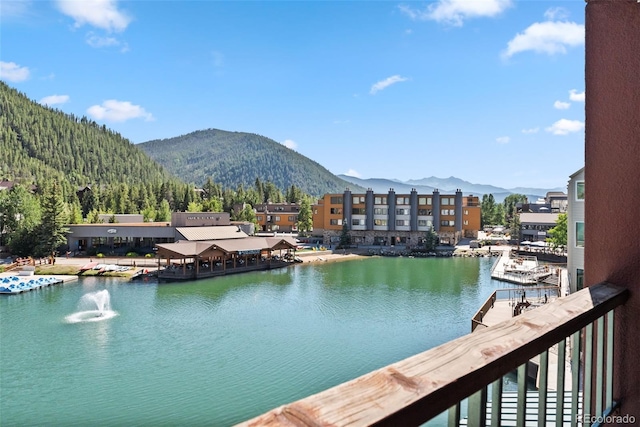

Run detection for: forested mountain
[[0, 82, 176, 194], [140, 129, 364, 197]]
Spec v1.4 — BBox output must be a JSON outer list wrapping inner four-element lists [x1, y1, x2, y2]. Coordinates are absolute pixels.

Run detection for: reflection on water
[[1, 257, 502, 426]]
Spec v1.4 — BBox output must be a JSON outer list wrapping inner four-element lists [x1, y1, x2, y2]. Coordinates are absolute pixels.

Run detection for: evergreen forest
[[139, 128, 364, 197]]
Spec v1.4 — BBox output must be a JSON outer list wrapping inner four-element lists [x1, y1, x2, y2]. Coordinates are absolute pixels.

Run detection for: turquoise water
[[0, 257, 503, 426]]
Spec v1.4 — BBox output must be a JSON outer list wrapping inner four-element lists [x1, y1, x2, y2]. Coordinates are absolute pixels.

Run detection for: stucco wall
[[585, 0, 640, 418]]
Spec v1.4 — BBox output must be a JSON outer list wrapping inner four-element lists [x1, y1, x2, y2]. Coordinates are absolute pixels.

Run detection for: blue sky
[[1, 0, 585, 190]]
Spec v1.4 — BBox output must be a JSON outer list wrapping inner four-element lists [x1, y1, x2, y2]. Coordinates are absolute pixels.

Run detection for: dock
[[490, 251, 555, 285], [0, 270, 77, 294]]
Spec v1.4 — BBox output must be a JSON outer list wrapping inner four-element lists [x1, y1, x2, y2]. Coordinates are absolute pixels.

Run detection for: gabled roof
[[156, 236, 297, 258], [176, 226, 248, 241]]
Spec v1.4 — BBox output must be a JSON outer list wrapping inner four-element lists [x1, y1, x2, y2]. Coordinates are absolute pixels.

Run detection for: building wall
[[313, 189, 480, 245], [567, 168, 585, 293], [171, 212, 230, 227], [585, 0, 640, 418], [254, 203, 300, 232]]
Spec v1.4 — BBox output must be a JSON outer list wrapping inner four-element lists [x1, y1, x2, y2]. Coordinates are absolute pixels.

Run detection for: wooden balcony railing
[[237, 282, 628, 427]]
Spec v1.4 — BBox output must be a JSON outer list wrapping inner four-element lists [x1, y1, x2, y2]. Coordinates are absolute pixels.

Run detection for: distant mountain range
[[338, 175, 565, 203]]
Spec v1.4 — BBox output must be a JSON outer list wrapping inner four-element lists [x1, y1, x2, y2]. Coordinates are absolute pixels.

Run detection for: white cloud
[[39, 95, 70, 106], [544, 7, 569, 21], [86, 33, 119, 48], [545, 119, 584, 135], [569, 89, 585, 102], [370, 75, 409, 95], [522, 127, 539, 134], [0, 61, 30, 82], [87, 100, 154, 122], [503, 21, 584, 58], [399, 0, 512, 26], [496, 136, 510, 144], [1, 0, 32, 19], [344, 169, 361, 178], [282, 139, 297, 150], [554, 100, 571, 110], [56, 0, 131, 32]]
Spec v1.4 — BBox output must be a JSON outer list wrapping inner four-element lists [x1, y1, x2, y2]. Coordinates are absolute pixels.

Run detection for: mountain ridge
[[139, 128, 365, 197], [338, 174, 564, 202]]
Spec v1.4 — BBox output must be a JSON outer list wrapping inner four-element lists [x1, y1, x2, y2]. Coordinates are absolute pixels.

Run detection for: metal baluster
[[571, 331, 581, 427], [556, 338, 567, 426], [468, 387, 488, 427], [538, 350, 549, 427], [584, 322, 594, 427], [448, 403, 461, 427], [605, 310, 614, 410], [491, 378, 503, 427], [517, 363, 527, 427], [595, 316, 605, 417]]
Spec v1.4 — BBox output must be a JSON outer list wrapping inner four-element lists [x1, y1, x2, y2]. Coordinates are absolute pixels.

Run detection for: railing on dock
[[237, 283, 628, 427]]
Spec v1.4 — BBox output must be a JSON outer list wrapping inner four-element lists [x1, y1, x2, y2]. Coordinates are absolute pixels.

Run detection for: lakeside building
[[65, 212, 254, 254], [516, 191, 568, 214], [312, 189, 480, 246], [252, 203, 300, 233], [519, 212, 559, 243], [567, 167, 585, 294]]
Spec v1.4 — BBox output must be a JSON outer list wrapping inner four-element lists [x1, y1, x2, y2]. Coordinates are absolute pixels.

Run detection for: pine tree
[[37, 181, 70, 257], [296, 196, 313, 235]]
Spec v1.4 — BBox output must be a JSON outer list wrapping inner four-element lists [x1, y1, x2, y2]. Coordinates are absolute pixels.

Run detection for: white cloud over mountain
[[0, 61, 30, 82], [56, 0, 131, 32], [546, 119, 584, 135], [87, 100, 154, 122], [399, 0, 511, 26], [370, 75, 408, 95]]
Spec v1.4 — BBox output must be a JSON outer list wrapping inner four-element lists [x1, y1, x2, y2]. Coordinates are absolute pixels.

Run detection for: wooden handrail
[[237, 282, 628, 427]]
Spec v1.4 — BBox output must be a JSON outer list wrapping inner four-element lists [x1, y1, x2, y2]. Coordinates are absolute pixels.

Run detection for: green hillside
[[0, 81, 175, 191], [139, 129, 363, 197]]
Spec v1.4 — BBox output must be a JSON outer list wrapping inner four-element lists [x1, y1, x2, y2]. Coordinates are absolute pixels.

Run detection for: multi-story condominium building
[[254, 203, 300, 233], [567, 167, 584, 293], [312, 189, 480, 247]]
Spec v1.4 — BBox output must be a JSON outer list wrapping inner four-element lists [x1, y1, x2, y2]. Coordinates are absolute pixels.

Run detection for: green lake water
[[0, 256, 505, 426]]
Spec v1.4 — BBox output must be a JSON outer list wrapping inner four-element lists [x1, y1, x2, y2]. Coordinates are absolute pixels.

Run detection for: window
[[374, 196, 387, 204], [576, 181, 585, 200], [397, 197, 409, 204], [418, 220, 432, 227], [441, 209, 455, 216], [330, 219, 343, 226], [418, 209, 432, 216], [464, 210, 469, 215], [374, 219, 387, 226], [396, 208, 409, 215], [396, 220, 409, 226], [330, 208, 342, 215], [463, 220, 469, 226], [330, 196, 343, 204], [419, 197, 427, 205], [288, 216, 296, 222], [576, 222, 585, 247], [576, 269, 584, 290], [352, 208, 366, 215], [353, 196, 365, 204], [441, 198, 450, 205], [441, 220, 455, 227], [352, 219, 361, 226], [257, 216, 263, 221], [374, 208, 387, 215], [274, 216, 281, 222]]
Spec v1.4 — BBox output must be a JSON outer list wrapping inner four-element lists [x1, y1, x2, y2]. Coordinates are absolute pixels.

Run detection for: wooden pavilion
[[155, 236, 298, 282]]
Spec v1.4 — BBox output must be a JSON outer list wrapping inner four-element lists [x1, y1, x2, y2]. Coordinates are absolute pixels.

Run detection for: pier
[[0, 268, 77, 294]]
